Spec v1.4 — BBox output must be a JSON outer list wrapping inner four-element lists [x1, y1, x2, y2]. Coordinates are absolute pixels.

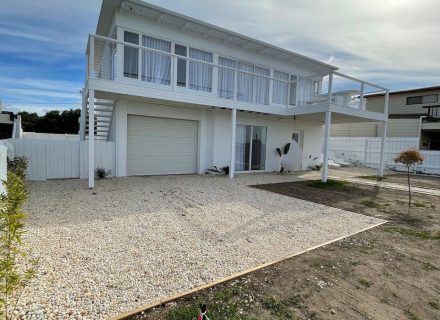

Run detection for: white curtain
[[237, 62, 254, 103], [188, 48, 213, 92], [289, 75, 297, 106], [272, 70, 289, 105], [254, 66, 270, 105], [298, 79, 313, 105], [124, 31, 139, 79], [235, 124, 246, 171], [218, 57, 236, 99], [142, 36, 171, 85]]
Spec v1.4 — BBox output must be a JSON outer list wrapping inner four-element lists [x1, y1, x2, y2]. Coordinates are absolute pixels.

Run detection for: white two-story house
[[81, 0, 390, 188]]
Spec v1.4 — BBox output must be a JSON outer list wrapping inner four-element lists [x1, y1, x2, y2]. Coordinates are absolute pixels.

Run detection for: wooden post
[[229, 108, 236, 179], [321, 111, 331, 182], [88, 89, 95, 188]]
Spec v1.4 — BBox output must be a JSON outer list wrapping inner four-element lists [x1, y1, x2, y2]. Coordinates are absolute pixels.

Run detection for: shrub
[[96, 167, 111, 179], [0, 172, 36, 318], [6, 157, 28, 180]]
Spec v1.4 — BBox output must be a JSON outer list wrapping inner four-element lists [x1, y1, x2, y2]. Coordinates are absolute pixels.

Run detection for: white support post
[[88, 89, 95, 189], [229, 108, 236, 179], [327, 73, 334, 103], [359, 82, 365, 110], [378, 90, 390, 177], [379, 121, 388, 177], [321, 111, 332, 182], [89, 35, 94, 79]]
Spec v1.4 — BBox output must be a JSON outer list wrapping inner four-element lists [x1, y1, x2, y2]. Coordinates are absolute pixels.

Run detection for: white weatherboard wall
[[112, 100, 323, 175], [4, 139, 115, 180], [0, 145, 6, 195], [329, 137, 440, 175]]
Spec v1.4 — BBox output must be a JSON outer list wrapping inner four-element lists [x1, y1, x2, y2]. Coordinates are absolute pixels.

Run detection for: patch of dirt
[[130, 180, 440, 320], [359, 173, 440, 190]]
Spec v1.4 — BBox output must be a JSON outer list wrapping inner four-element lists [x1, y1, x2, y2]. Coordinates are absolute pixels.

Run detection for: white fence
[[22, 132, 80, 141], [329, 137, 440, 175], [0, 145, 6, 195], [0, 139, 115, 180]]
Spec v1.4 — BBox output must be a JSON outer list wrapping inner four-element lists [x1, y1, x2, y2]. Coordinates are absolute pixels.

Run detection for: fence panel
[[329, 137, 440, 175], [2, 139, 115, 180]]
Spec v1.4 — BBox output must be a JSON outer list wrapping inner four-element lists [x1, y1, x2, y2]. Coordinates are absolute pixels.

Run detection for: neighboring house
[[0, 104, 22, 140], [331, 86, 440, 150], [80, 0, 389, 188]]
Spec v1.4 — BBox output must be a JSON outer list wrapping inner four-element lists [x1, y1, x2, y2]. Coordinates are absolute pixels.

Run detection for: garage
[[127, 115, 198, 175]]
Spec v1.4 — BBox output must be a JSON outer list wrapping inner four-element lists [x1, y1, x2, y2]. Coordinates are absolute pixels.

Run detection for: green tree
[[394, 149, 425, 205], [18, 108, 80, 134]]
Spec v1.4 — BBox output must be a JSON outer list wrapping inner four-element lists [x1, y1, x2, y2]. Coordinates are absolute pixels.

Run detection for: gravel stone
[[19, 172, 384, 319]]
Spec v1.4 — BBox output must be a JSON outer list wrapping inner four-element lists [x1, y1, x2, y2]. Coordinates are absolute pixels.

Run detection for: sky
[[0, 0, 439, 114]]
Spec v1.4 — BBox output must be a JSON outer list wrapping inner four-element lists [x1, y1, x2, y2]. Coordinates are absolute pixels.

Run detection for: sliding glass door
[[235, 125, 267, 171]]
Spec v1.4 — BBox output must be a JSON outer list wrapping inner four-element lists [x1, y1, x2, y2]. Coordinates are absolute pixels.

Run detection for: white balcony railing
[[86, 34, 388, 114]]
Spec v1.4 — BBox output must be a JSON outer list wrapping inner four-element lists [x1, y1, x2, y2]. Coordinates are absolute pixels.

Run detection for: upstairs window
[[218, 57, 236, 99], [235, 61, 269, 104], [272, 70, 289, 105], [124, 31, 139, 79], [175, 44, 187, 87], [407, 94, 438, 105], [142, 35, 171, 85], [175, 45, 213, 92]]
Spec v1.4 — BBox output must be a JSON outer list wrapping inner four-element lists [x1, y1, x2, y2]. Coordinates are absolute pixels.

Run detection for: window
[[175, 44, 187, 87], [218, 57, 236, 99], [233, 61, 269, 104], [289, 75, 298, 106], [189, 48, 213, 92], [235, 125, 267, 171], [124, 31, 139, 79], [175, 45, 213, 92], [407, 94, 438, 105], [273, 70, 289, 105], [142, 35, 171, 85]]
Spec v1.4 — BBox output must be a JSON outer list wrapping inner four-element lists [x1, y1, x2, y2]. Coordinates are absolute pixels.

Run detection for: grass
[[428, 299, 439, 310], [261, 296, 293, 319], [359, 175, 386, 181], [384, 227, 440, 240], [165, 288, 251, 320], [358, 279, 372, 288], [308, 179, 349, 189], [404, 308, 422, 320]]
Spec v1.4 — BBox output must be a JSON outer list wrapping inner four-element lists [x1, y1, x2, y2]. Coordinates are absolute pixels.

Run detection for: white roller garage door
[[127, 115, 198, 175]]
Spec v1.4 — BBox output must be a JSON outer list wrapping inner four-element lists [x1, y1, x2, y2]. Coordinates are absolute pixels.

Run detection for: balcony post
[[327, 73, 333, 103], [268, 69, 274, 105], [378, 90, 390, 178], [89, 35, 94, 79], [88, 89, 95, 189], [229, 108, 236, 179], [359, 82, 365, 110], [321, 111, 332, 182], [80, 90, 86, 141]]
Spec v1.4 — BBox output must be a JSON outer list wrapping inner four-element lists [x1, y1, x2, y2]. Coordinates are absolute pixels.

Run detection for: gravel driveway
[[19, 173, 384, 319]]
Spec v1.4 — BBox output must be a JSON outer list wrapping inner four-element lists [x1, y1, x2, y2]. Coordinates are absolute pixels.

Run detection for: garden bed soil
[[130, 179, 440, 320]]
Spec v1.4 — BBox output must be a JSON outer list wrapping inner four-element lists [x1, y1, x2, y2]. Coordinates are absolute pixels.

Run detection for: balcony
[[86, 34, 388, 119]]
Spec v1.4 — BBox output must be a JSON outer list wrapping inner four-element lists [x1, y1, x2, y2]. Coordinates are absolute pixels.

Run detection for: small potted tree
[[393, 148, 424, 206]]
